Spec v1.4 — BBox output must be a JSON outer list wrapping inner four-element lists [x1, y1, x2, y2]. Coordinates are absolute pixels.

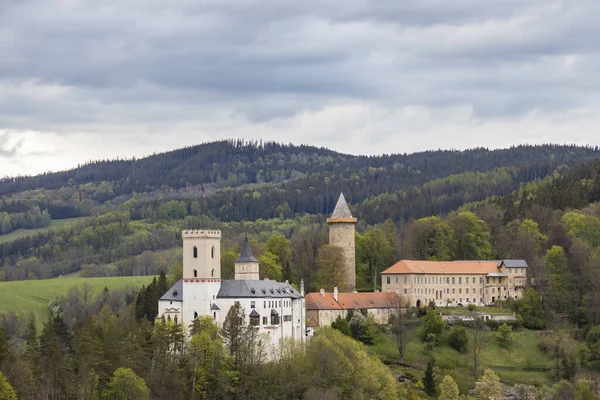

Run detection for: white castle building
[[157, 230, 306, 347]]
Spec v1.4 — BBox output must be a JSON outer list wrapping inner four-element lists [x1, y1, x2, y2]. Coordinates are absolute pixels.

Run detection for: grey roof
[[498, 259, 528, 268], [271, 309, 279, 315], [211, 303, 220, 311], [249, 309, 260, 317], [235, 236, 258, 263], [159, 280, 183, 302], [217, 280, 303, 299], [331, 193, 353, 218]]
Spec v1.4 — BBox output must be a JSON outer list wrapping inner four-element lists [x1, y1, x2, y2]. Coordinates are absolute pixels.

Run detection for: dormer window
[[193, 246, 198, 258], [173, 290, 178, 297]]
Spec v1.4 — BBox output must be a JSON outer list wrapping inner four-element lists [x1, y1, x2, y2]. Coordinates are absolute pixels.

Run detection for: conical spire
[[330, 193, 353, 218], [235, 235, 258, 263]]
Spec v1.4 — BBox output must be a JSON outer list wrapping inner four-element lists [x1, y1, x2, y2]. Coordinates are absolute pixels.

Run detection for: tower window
[[194, 312, 198, 319], [211, 246, 215, 258], [211, 269, 215, 277], [213, 312, 217, 319], [193, 269, 197, 278], [193, 246, 198, 258]]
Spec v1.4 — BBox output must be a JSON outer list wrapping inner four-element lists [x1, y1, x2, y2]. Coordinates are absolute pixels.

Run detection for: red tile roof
[[305, 291, 403, 310], [382, 260, 500, 275]]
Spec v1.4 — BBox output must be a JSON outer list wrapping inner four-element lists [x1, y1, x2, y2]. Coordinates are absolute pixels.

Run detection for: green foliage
[[449, 326, 468, 353], [574, 378, 597, 400], [0, 372, 17, 400], [439, 375, 460, 400], [475, 368, 502, 400], [349, 312, 377, 344], [423, 359, 436, 396], [331, 316, 351, 337], [305, 328, 397, 400], [496, 323, 513, 347], [102, 367, 149, 400], [450, 211, 493, 260], [419, 310, 445, 342], [258, 251, 283, 282], [509, 289, 546, 330]]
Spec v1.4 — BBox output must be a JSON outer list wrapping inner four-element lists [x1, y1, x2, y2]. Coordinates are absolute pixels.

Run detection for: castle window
[[193, 270, 197, 278], [263, 317, 268, 325], [386, 276, 390, 284], [193, 246, 198, 258], [251, 301, 255, 309], [404, 277, 408, 284], [452, 277, 455, 284], [213, 312, 217, 319], [211, 269, 215, 277], [250, 315, 260, 326], [174, 316, 178, 324], [167, 315, 171, 321], [194, 311, 198, 319], [211, 246, 215, 258]]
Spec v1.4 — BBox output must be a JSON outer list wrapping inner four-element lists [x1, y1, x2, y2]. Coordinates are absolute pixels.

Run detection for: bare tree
[[389, 295, 410, 364], [471, 317, 488, 375]]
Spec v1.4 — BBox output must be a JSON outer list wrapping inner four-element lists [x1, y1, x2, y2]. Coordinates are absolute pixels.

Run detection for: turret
[[234, 235, 260, 280]]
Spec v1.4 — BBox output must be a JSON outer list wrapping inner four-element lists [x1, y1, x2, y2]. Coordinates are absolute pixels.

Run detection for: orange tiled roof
[[305, 291, 402, 310], [382, 260, 500, 275], [307, 316, 319, 327]]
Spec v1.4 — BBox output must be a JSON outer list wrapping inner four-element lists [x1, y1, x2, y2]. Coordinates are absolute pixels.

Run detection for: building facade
[[305, 287, 401, 326], [381, 259, 528, 307], [157, 230, 305, 349], [327, 193, 357, 292]]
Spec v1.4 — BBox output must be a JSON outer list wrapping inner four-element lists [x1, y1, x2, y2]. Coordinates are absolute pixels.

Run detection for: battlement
[[182, 230, 222, 240]]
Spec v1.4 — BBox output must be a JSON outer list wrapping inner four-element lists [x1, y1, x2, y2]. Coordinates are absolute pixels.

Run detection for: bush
[[467, 304, 476, 312], [419, 310, 445, 341], [496, 323, 512, 347], [331, 316, 351, 336], [484, 319, 522, 331], [349, 312, 377, 344], [449, 326, 468, 353]]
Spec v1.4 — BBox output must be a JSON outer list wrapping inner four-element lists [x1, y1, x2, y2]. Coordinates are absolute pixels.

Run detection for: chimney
[[300, 279, 305, 296], [333, 286, 338, 302], [320, 288, 325, 298]]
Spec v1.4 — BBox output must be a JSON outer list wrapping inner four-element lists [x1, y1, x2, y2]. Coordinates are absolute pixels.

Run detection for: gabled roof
[[382, 260, 500, 275], [159, 280, 183, 301], [211, 303, 220, 311], [235, 235, 258, 263], [307, 316, 319, 328], [217, 280, 302, 299], [305, 291, 402, 310], [249, 309, 260, 317], [498, 259, 528, 268]]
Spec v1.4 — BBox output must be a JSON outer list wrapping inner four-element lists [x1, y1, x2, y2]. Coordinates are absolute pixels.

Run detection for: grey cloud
[[0, 0, 599, 141], [0, 133, 23, 158]]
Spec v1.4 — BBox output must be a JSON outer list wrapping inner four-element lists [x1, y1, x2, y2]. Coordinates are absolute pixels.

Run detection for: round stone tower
[[327, 193, 357, 292]]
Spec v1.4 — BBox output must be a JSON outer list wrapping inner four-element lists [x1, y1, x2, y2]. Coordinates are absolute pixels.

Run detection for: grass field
[[367, 323, 556, 398], [0, 217, 88, 244], [0, 276, 155, 325]]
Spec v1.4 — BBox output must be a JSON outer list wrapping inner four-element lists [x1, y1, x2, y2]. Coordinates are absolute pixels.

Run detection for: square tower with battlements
[[327, 193, 357, 292]]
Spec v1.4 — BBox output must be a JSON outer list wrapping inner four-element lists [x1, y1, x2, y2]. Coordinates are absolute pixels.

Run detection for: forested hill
[[1, 140, 600, 282]]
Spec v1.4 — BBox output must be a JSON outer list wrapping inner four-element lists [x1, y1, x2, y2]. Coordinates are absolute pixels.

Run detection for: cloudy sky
[[1, 0, 599, 177]]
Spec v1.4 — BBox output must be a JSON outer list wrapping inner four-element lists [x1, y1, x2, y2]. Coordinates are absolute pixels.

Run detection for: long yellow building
[[381, 259, 527, 308]]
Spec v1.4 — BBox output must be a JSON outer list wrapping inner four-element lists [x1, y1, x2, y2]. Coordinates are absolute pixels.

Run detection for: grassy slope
[[0, 217, 87, 244], [368, 325, 557, 398], [0, 276, 155, 325]]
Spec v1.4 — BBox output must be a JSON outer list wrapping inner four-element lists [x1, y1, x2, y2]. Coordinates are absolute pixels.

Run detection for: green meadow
[[0, 276, 155, 324], [0, 217, 88, 244]]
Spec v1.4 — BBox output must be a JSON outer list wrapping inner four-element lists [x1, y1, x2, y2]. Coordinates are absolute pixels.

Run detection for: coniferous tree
[[423, 358, 436, 396]]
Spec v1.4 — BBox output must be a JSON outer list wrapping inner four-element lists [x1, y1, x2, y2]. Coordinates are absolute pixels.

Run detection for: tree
[[315, 244, 347, 291], [574, 378, 597, 400], [348, 312, 377, 344], [496, 323, 512, 347], [475, 368, 502, 400], [0, 372, 17, 400], [450, 212, 493, 260], [259, 251, 283, 281], [419, 310, 445, 341], [439, 375, 460, 400], [102, 367, 149, 400], [422, 359, 436, 396], [471, 317, 488, 374], [449, 325, 468, 353], [331, 316, 351, 336], [222, 302, 246, 367], [389, 295, 409, 363]]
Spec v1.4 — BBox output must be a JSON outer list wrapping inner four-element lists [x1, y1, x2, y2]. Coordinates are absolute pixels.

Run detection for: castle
[[157, 231, 305, 348], [327, 193, 357, 292]]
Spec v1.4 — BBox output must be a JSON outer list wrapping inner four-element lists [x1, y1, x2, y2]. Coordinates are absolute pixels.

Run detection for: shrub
[[419, 310, 445, 341], [423, 359, 436, 396], [331, 316, 351, 336], [467, 304, 476, 312], [449, 326, 468, 353], [496, 323, 512, 347]]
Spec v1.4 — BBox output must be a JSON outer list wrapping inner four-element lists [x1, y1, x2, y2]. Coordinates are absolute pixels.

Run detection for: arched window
[[167, 315, 171, 321], [174, 315, 178, 324], [213, 312, 217, 319], [211, 246, 215, 258], [193, 269, 197, 278], [211, 269, 215, 277], [194, 311, 198, 319], [193, 246, 198, 258]]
